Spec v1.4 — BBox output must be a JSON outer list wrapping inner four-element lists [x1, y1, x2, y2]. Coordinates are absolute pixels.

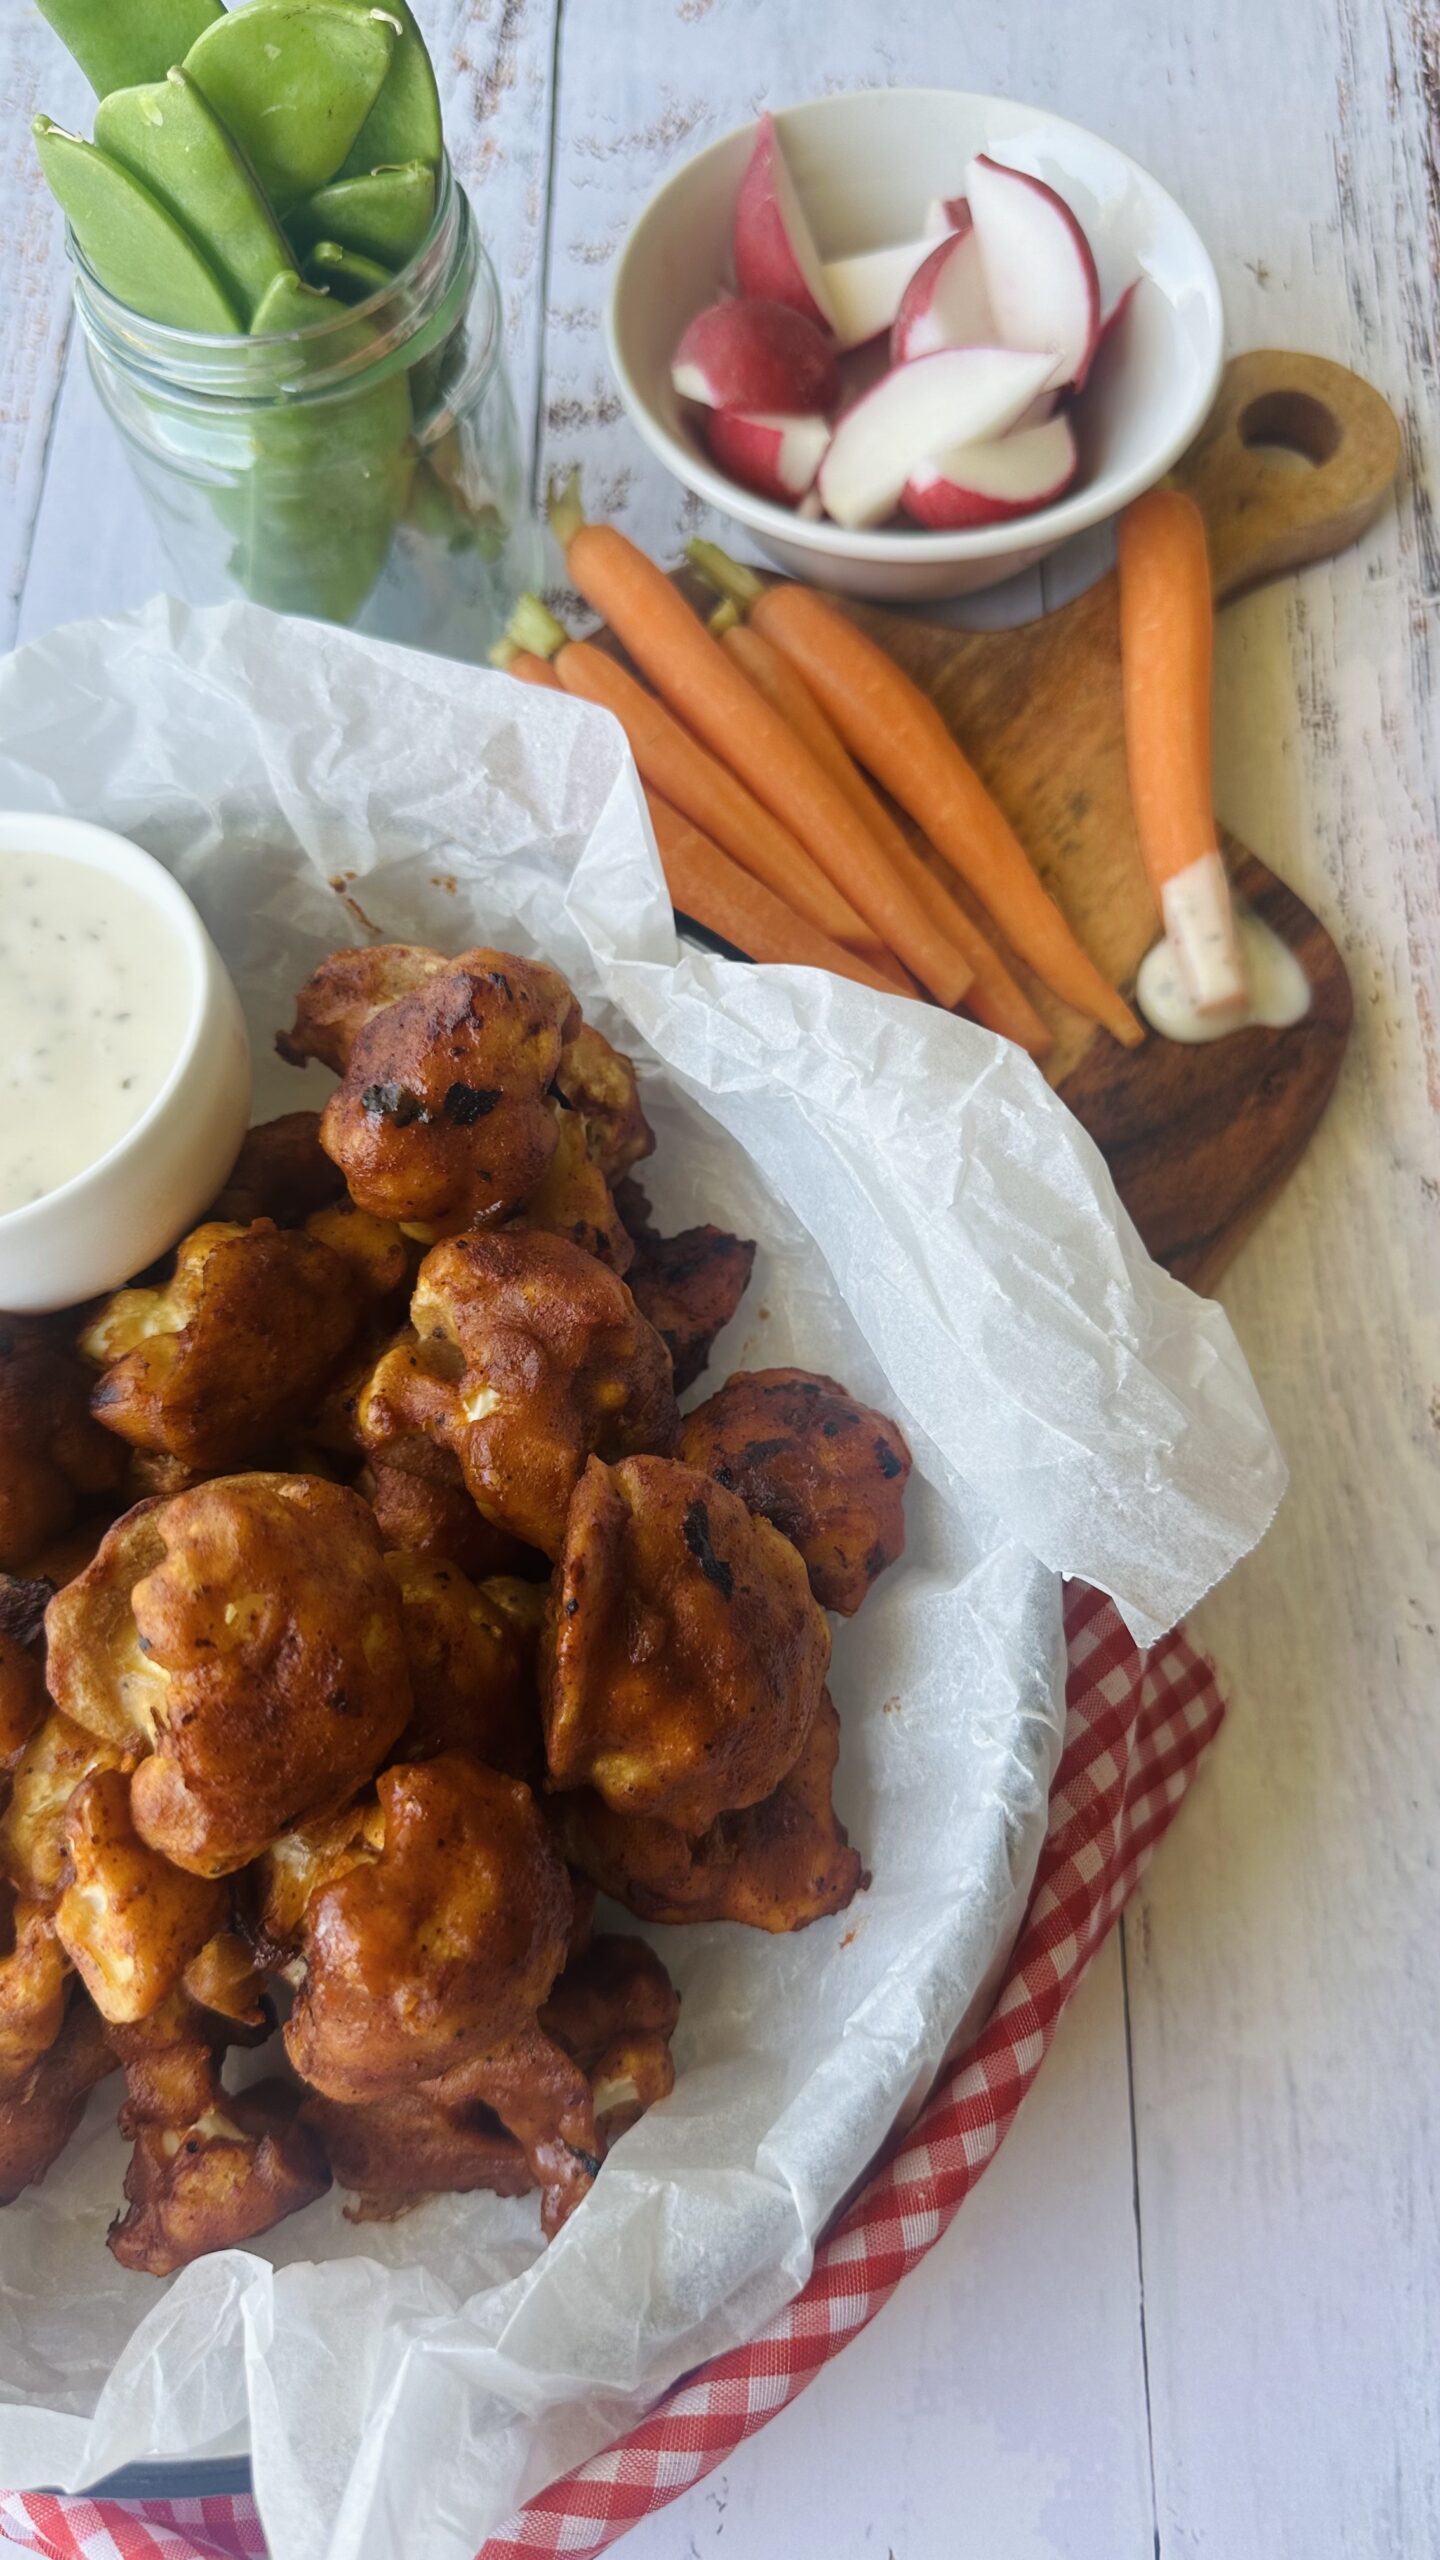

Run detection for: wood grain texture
[[0, 2, 1436, 2557]]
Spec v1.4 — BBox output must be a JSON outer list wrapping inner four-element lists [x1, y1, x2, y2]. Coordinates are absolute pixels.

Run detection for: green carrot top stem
[[686, 540, 765, 611], [707, 597, 742, 637], [505, 593, 571, 659]]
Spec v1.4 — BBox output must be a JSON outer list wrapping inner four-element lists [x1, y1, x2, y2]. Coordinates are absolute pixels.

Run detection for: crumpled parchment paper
[[0, 599, 1283, 2560]]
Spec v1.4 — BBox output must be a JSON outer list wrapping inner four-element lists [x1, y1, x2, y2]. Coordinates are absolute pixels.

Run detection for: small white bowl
[[0, 813, 250, 1313], [606, 89, 1224, 599]]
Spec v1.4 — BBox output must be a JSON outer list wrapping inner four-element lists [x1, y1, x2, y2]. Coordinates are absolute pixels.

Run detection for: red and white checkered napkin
[[0, 1586, 1225, 2560]]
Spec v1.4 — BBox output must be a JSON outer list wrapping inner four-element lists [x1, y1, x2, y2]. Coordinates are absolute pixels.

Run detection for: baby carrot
[[1116, 488, 1248, 1014], [711, 606, 1051, 1057], [690, 541, 1143, 1047], [500, 598, 901, 982], [547, 478, 972, 1010], [644, 792, 908, 997]]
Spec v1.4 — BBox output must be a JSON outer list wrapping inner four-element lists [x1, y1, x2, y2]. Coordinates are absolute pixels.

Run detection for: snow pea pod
[[287, 159, 436, 265], [304, 238, 393, 301], [184, 1, 397, 209], [32, 117, 242, 332], [221, 268, 414, 620], [34, 0, 222, 98], [95, 69, 291, 326], [339, 0, 441, 176]]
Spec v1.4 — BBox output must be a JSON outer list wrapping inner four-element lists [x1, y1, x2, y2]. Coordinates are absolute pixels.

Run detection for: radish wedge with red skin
[[891, 212, 995, 363], [819, 236, 939, 350], [965, 153, 1101, 389], [703, 407, 830, 505], [733, 114, 837, 331], [922, 192, 968, 236], [673, 296, 838, 413], [818, 343, 1054, 529], [903, 413, 1079, 527]]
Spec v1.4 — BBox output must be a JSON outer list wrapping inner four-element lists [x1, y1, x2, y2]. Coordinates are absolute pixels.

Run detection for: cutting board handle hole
[[1237, 389, 1341, 469]]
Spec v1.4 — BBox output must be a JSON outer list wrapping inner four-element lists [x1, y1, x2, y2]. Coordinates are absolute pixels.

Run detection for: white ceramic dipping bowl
[[0, 813, 250, 1313], [607, 89, 1225, 599]]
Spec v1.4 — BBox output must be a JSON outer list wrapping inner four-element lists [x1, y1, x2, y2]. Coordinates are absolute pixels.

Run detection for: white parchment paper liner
[[0, 601, 1282, 2558]]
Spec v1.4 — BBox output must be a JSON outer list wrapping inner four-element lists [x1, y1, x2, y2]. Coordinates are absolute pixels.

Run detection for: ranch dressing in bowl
[[0, 813, 250, 1315], [0, 851, 193, 1213]]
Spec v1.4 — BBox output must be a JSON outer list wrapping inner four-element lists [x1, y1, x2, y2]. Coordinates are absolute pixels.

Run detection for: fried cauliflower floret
[[211, 1111, 346, 1225], [359, 1461, 539, 1582], [553, 1024, 654, 1183], [0, 1323, 125, 1570], [542, 1455, 830, 1835], [303, 1930, 678, 2220], [298, 949, 581, 1232], [45, 1477, 411, 1877], [277, 943, 449, 1074], [358, 1231, 678, 1562], [0, 1890, 69, 2094], [55, 1771, 227, 2024], [510, 1109, 633, 1273], [0, 1992, 116, 2205], [110, 2079, 331, 2277], [0, 1711, 123, 1903], [615, 1184, 756, 1394], [0, 1577, 50, 1766], [286, 1755, 572, 2101], [678, 1369, 912, 1617], [80, 1216, 401, 1472], [251, 1795, 385, 1963], [387, 1555, 543, 1774], [555, 1695, 864, 1934]]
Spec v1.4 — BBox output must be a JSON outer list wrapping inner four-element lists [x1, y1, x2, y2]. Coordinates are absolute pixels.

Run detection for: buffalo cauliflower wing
[[55, 1769, 227, 2024], [388, 1555, 544, 1774], [210, 1111, 346, 1226], [0, 1710, 123, 1903], [290, 949, 581, 1232], [509, 1108, 633, 1273], [0, 1991, 116, 2205], [554, 1694, 864, 1933], [0, 1889, 69, 2094], [358, 1231, 678, 1560], [81, 1215, 402, 1471], [44, 1477, 411, 1876], [614, 1184, 756, 1394], [552, 1024, 654, 1184], [677, 1368, 911, 1616], [358, 1460, 539, 1582], [0, 1323, 125, 1570], [542, 1455, 830, 1835]]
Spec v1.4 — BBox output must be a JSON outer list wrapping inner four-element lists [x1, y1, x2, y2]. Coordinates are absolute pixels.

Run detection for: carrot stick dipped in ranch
[[1116, 487, 1249, 1016], [545, 476, 973, 1011], [688, 540, 1144, 1048]]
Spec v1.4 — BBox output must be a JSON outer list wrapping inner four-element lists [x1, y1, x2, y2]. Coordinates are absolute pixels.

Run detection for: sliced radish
[[703, 407, 830, 505], [902, 413, 1079, 527], [819, 236, 940, 350], [965, 154, 1101, 389], [817, 344, 1055, 529], [890, 212, 995, 362], [1098, 273, 1138, 345], [672, 296, 838, 414], [733, 113, 837, 332], [923, 193, 969, 236]]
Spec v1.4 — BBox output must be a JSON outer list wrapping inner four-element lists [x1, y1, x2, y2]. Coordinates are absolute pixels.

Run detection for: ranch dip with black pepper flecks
[[0, 849, 192, 1214]]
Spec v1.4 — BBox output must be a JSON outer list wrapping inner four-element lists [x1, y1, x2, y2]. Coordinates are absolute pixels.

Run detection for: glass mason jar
[[71, 159, 542, 663]]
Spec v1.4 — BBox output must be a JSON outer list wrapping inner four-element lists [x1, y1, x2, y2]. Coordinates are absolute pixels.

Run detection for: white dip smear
[[1136, 907, 1311, 1045], [0, 850, 192, 1214]]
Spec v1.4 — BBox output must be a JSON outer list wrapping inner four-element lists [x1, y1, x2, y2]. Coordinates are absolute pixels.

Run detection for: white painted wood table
[[1, 4, 1437, 2554]]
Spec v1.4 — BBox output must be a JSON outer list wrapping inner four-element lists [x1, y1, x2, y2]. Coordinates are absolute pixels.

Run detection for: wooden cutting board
[[665, 351, 1401, 1289]]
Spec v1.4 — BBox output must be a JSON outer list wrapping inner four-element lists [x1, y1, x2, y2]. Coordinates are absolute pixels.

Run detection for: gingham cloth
[[0, 1584, 1225, 2560]]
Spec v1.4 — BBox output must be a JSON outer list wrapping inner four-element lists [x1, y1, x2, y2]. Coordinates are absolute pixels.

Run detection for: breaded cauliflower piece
[[0, 1992, 116, 2205], [55, 1770, 227, 2024], [552, 1023, 654, 1184], [210, 1111, 346, 1226], [0, 1323, 125, 1570], [387, 1555, 543, 1774], [554, 1694, 864, 1933], [81, 1215, 400, 1471], [614, 1183, 756, 1394], [0, 1710, 123, 1903], [0, 1890, 69, 2094], [358, 1231, 678, 1561], [293, 949, 581, 1232], [45, 1477, 411, 1876], [677, 1368, 911, 1616], [542, 1455, 830, 1835]]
